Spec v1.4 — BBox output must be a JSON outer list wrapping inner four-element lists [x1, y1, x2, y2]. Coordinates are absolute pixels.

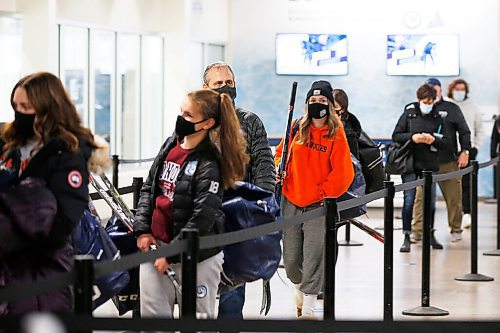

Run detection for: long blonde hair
[[187, 90, 249, 188], [296, 100, 341, 144]]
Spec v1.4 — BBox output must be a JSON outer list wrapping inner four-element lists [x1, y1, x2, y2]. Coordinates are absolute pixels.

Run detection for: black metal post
[[383, 181, 394, 323], [456, 161, 494, 281], [74, 254, 94, 333], [403, 171, 448, 316], [338, 222, 363, 246], [324, 197, 338, 320], [132, 177, 144, 209], [131, 177, 144, 320], [112, 154, 119, 188], [484, 154, 500, 256], [181, 228, 199, 321]]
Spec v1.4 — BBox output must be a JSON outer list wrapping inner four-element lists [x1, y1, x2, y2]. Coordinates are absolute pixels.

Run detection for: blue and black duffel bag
[[220, 182, 282, 290], [73, 209, 130, 310]]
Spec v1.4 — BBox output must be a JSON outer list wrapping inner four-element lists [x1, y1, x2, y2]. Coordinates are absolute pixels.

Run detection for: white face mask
[[419, 102, 433, 115], [452, 90, 466, 102]]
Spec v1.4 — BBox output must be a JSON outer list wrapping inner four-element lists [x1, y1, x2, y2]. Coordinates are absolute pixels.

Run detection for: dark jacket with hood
[[491, 115, 500, 158], [0, 137, 106, 315], [236, 108, 276, 193], [392, 102, 450, 174], [133, 134, 224, 263], [433, 99, 472, 163], [340, 112, 362, 159]]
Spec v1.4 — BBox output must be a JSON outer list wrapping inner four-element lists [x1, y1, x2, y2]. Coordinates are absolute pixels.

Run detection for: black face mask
[[308, 103, 329, 119], [215, 85, 237, 101], [14, 111, 36, 139], [175, 116, 209, 138]]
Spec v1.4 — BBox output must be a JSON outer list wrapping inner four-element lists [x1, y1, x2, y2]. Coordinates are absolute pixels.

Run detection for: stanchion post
[[345, 223, 351, 242], [338, 222, 363, 246], [497, 154, 500, 246], [324, 197, 338, 320], [112, 154, 119, 188], [131, 177, 144, 319], [484, 154, 500, 256], [456, 161, 494, 281], [132, 177, 144, 209], [383, 181, 395, 323], [403, 171, 448, 316], [181, 228, 199, 320], [421, 171, 432, 307], [497, 153, 500, 246], [74, 254, 94, 333]]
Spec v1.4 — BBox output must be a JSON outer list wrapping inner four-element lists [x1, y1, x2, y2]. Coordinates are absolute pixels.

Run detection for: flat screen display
[[276, 33, 348, 75], [387, 34, 459, 76]]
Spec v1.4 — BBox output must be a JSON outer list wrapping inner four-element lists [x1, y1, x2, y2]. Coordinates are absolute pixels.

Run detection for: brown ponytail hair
[[187, 90, 249, 189], [2, 72, 96, 153], [296, 99, 340, 145]]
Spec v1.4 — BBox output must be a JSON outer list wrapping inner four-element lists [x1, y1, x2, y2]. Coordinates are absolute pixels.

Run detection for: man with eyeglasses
[[202, 61, 276, 319]]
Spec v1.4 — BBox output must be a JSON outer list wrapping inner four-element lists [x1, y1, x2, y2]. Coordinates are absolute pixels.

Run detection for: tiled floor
[[94, 200, 500, 322]]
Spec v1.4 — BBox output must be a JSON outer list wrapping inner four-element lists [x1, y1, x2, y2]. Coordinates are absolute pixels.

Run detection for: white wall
[[230, 0, 499, 196], [189, 0, 228, 44], [0, 0, 17, 12], [56, 0, 168, 33], [17, 0, 58, 74]]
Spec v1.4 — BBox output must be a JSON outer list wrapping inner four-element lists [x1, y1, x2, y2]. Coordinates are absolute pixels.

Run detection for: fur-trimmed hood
[[87, 135, 112, 175]]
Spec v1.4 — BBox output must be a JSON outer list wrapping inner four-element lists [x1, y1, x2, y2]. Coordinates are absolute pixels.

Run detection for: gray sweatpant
[[282, 197, 325, 295], [139, 251, 224, 320]]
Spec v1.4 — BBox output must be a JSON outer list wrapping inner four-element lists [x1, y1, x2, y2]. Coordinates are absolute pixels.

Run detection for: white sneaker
[[462, 214, 471, 229], [451, 232, 462, 242], [294, 284, 303, 317], [301, 294, 317, 318]]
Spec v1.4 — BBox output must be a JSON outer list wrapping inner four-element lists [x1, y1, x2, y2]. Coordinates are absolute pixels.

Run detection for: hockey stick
[[88, 198, 100, 218], [150, 244, 182, 295], [95, 176, 184, 295], [89, 175, 134, 232], [99, 174, 135, 222], [349, 218, 384, 243], [276, 81, 298, 204], [98, 175, 183, 292]]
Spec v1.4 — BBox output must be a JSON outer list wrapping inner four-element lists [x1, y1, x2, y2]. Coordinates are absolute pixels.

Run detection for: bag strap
[[260, 279, 272, 316]]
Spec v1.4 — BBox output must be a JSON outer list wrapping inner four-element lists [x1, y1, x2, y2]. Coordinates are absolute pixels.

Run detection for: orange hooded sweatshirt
[[275, 122, 354, 207]]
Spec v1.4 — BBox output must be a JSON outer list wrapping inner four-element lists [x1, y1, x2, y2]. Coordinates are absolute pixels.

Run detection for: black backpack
[[358, 130, 385, 193]]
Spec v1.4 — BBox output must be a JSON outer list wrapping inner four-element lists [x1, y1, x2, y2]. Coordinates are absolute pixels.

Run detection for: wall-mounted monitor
[[276, 33, 348, 75], [387, 34, 459, 76]]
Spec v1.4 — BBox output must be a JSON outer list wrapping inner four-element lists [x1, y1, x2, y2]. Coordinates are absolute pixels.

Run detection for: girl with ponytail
[[134, 89, 249, 319]]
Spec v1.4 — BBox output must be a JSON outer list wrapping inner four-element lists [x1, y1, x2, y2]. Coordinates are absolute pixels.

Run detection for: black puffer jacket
[[133, 134, 224, 263], [341, 112, 362, 159], [0, 138, 92, 314], [236, 108, 276, 193], [392, 102, 450, 174]]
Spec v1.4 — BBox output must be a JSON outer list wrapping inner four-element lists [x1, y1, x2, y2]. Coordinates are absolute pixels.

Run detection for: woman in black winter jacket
[[133, 89, 249, 319], [392, 84, 449, 252], [0, 72, 107, 315], [332, 89, 362, 159]]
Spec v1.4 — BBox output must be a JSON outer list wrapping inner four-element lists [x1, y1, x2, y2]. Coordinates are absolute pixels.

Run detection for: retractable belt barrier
[[0, 156, 498, 332], [111, 154, 156, 188]]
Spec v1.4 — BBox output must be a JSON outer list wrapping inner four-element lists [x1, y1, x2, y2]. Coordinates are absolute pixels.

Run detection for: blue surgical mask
[[452, 90, 466, 102], [419, 102, 433, 115]]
